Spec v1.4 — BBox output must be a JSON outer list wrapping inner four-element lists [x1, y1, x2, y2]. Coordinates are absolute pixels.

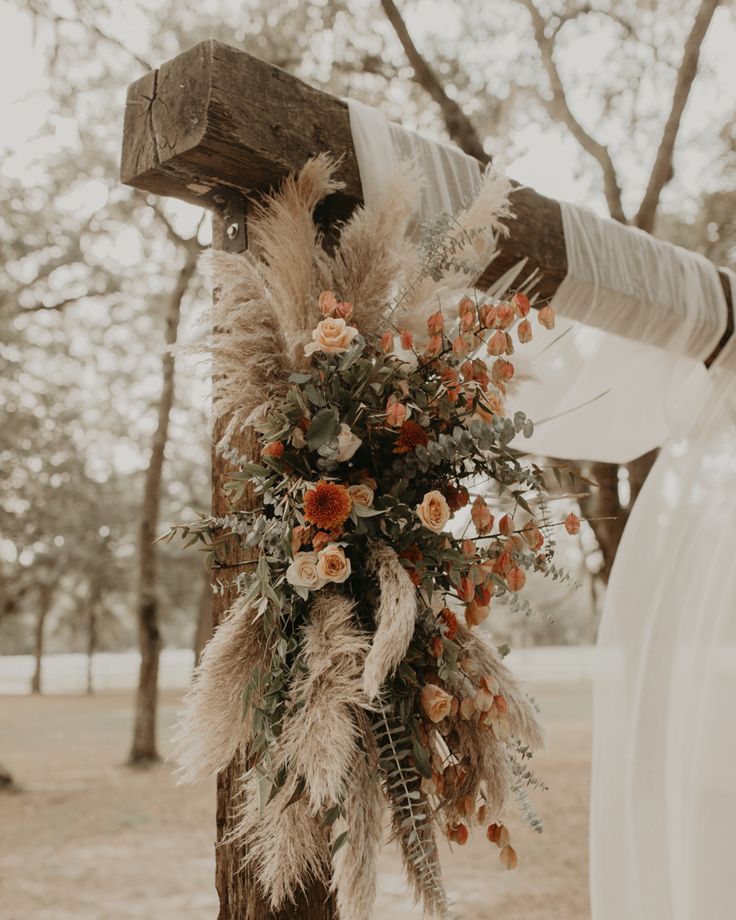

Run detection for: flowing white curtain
[[591, 278, 736, 919], [346, 97, 734, 919]]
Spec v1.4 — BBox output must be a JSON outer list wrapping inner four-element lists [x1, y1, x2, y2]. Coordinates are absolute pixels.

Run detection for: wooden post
[[120, 38, 734, 915]]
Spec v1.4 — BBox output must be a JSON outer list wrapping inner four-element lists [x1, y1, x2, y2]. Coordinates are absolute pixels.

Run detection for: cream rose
[[303, 317, 358, 356], [316, 544, 351, 583], [285, 552, 326, 591], [420, 684, 454, 723], [347, 483, 374, 508], [416, 490, 452, 533], [335, 423, 362, 462]]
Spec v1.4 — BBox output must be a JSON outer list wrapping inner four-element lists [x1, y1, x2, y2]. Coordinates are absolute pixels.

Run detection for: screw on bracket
[[210, 187, 248, 253]]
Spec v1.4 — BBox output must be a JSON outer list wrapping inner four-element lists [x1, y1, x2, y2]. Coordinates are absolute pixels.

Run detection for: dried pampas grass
[[362, 543, 418, 701], [233, 774, 331, 910], [173, 597, 266, 784], [456, 624, 544, 751], [330, 717, 385, 920], [279, 593, 370, 811]]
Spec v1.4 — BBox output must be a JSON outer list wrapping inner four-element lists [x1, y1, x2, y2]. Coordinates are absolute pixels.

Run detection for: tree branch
[[634, 0, 722, 232], [378, 0, 490, 163], [519, 0, 628, 223]]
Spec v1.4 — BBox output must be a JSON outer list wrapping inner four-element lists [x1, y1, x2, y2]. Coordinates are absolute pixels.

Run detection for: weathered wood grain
[[120, 38, 732, 343]]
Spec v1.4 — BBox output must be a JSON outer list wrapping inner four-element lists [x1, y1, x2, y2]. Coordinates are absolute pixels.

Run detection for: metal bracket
[[210, 187, 248, 253]]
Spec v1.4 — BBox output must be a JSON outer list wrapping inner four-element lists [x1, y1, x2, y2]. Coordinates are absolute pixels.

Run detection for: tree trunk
[[86, 591, 99, 696], [210, 213, 336, 919], [129, 251, 197, 765], [30, 583, 53, 694], [581, 448, 659, 584], [193, 567, 213, 669], [0, 762, 14, 790]]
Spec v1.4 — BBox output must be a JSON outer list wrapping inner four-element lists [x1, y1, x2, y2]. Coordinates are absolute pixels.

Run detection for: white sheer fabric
[[591, 272, 736, 920], [347, 98, 728, 463], [346, 98, 735, 920]]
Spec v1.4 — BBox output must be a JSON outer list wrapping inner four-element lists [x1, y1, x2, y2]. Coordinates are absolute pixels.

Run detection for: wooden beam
[[121, 39, 732, 361], [120, 39, 568, 304]]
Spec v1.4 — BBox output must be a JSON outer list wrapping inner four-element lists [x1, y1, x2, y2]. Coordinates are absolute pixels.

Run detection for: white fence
[[0, 645, 597, 695]]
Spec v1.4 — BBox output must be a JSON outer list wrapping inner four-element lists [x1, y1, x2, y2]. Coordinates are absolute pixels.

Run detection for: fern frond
[[372, 702, 451, 919]]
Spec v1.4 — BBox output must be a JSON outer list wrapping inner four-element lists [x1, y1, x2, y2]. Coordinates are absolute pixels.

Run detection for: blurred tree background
[[1, 0, 734, 764]]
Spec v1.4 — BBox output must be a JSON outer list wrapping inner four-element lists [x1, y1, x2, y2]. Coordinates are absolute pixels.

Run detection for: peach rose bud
[[420, 683, 454, 723], [538, 305, 556, 329]]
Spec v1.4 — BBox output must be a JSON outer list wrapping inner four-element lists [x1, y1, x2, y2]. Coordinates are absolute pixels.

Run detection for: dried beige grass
[[330, 716, 385, 920], [331, 165, 420, 337], [456, 623, 544, 751], [279, 592, 370, 812], [233, 774, 331, 910], [362, 543, 418, 701], [173, 597, 266, 784]]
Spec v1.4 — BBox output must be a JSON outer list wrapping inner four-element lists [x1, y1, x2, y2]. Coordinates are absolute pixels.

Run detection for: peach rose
[[304, 317, 358, 356], [316, 544, 351, 583], [318, 290, 353, 320], [420, 684, 453, 723], [347, 483, 374, 508], [285, 552, 326, 591], [416, 490, 452, 533]]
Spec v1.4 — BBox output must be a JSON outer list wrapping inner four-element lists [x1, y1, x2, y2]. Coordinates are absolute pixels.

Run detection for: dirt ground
[[0, 682, 592, 920]]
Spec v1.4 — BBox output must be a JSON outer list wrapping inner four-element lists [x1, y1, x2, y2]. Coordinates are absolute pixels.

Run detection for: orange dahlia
[[303, 480, 352, 530], [394, 420, 429, 455]]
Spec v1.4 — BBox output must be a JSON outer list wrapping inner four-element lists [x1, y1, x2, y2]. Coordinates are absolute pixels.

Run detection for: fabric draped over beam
[[346, 98, 736, 920]]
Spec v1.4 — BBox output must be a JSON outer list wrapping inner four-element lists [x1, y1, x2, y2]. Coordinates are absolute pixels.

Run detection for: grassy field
[[0, 682, 591, 919]]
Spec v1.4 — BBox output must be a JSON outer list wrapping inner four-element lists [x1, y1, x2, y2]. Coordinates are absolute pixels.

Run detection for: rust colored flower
[[565, 512, 581, 535], [517, 318, 533, 344], [394, 419, 429, 454], [511, 291, 531, 317], [444, 484, 470, 511], [427, 310, 444, 334], [494, 303, 515, 329], [386, 399, 409, 428], [439, 606, 459, 641], [262, 440, 285, 459], [506, 566, 526, 592], [487, 330, 507, 357], [471, 495, 494, 534], [538, 305, 556, 329], [452, 335, 470, 357], [425, 333, 443, 356], [303, 480, 352, 530]]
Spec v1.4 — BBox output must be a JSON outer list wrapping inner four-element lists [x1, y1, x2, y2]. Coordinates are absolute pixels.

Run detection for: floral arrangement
[[169, 156, 581, 920]]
